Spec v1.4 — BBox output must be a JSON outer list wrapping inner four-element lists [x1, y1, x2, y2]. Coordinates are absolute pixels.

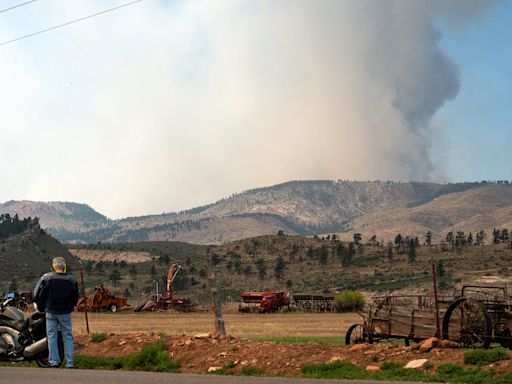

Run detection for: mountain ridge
[[1, 180, 509, 244]]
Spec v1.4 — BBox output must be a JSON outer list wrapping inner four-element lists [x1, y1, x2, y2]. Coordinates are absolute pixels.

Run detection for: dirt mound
[[74, 333, 512, 377]]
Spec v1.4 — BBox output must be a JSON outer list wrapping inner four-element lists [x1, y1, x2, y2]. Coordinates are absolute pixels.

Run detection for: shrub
[[301, 360, 367, 380], [90, 332, 107, 343], [124, 341, 179, 372], [76, 342, 179, 373], [240, 366, 264, 376], [464, 347, 510, 365], [334, 290, 365, 312]]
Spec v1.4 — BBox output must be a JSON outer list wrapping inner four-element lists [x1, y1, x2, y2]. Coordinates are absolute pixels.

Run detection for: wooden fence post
[[207, 248, 225, 336]]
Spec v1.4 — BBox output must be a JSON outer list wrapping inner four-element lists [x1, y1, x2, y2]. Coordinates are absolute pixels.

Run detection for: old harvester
[[76, 285, 129, 313], [133, 263, 193, 312], [238, 291, 290, 313]]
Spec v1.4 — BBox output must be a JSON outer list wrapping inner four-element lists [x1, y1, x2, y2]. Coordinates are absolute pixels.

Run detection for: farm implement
[[76, 285, 128, 313], [238, 291, 290, 313], [134, 263, 194, 312], [346, 284, 512, 349]]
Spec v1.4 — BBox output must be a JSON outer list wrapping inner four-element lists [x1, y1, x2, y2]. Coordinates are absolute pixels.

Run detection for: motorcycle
[[0, 297, 63, 368]]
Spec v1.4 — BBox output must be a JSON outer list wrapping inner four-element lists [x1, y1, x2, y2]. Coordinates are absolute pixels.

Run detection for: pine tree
[[467, 232, 474, 246], [437, 260, 445, 279], [342, 242, 356, 267], [445, 232, 454, 247], [394, 234, 403, 252], [109, 269, 121, 287], [336, 242, 346, 266], [274, 256, 286, 280], [8, 278, 17, 292], [129, 264, 137, 280], [318, 244, 329, 266], [255, 259, 267, 280], [387, 245, 394, 263], [493, 228, 501, 244], [425, 231, 432, 246], [408, 239, 416, 263]]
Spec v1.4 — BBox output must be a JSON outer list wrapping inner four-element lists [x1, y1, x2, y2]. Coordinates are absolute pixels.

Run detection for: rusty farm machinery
[[238, 291, 290, 313], [76, 285, 129, 313], [346, 284, 512, 349], [133, 263, 194, 312]]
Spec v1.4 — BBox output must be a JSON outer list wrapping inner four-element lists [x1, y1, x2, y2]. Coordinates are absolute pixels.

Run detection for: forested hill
[[0, 214, 80, 290], [2, 180, 511, 245]]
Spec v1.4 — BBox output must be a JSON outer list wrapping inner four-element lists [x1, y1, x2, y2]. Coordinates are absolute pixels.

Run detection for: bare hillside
[[347, 184, 512, 242], [1, 180, 506, 244]]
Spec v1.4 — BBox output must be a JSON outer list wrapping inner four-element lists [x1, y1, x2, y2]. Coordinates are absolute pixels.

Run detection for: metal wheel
[[345, 323, 371, 345], [35, 332, 64, 368], [109, 304, 117, 313], [442, 298, 491, 348]]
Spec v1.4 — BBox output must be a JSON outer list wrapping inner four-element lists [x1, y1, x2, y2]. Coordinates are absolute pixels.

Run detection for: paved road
[[0, 367, 433, 384]]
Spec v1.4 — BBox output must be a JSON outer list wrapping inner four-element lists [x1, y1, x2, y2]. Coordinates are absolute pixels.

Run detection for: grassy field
[[72, 311, 360, 339]]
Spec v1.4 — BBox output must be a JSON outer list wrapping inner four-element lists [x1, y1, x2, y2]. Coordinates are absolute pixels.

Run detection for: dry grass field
[[72, 311, 360, 338]]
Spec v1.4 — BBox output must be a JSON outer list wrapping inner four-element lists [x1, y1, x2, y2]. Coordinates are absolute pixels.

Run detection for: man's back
[[35, 272, 79, 314]]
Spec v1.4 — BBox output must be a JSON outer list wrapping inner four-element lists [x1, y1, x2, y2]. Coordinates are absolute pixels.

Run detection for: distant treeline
[[0, 214, 41, 239]]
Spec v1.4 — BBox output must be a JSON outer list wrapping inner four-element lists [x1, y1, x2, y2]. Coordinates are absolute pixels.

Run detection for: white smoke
[[0, 0, 499, 217]]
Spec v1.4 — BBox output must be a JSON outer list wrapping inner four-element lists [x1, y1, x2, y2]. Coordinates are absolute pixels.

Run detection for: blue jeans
[[46, 312, 74, 368]]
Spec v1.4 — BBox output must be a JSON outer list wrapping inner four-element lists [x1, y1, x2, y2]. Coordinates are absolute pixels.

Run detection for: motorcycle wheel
[[35, 332, 65, 368]]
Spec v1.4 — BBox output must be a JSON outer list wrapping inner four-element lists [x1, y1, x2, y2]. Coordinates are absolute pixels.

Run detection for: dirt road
[[0, 367, 433, 384]]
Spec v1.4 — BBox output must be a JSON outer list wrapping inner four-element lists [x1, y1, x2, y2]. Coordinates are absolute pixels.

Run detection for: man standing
[[34, 257, 79, 368]]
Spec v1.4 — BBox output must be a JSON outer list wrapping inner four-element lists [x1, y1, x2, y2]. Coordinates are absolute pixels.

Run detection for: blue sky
[[0, 1, 510, 218], [433, 0, 512, 182]]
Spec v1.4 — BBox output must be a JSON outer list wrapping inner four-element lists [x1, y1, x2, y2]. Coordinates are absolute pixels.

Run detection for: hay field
[[72, 311, 360, 338]]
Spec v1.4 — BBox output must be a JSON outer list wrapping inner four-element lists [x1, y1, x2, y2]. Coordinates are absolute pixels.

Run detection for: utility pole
[[79, 261, 90, 334], [207, 247, 225, 336], [432, 261, 441, 339]]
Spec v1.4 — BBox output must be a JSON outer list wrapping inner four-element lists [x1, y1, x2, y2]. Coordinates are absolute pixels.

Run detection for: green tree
[[425, 231, 432, 246], [243, 265, 252, 276], [95, 261, 104, 274], [394, 234, 403, 252], [437, 260, 445, 279], [274, 256, 286, 280], [8, 278, 17, 292], [255, 259, 267, 280], [476, 230, 486, 246], [84, 261, 93, 274], [501, 228, 510, 243], [445, 231, 454, 248], [150, 264, 157, 278], [467, 232, 474, 246], [109, 269, 121, 287], [211, 253, 221, 266], [387, 244, 394, 263], [407, 239, 416, 263], [353, 233, 362, 245], [129, 264, 137, 280], [493, 228, 501, 244], [234, 260, 242, 274], [318, 244, 329, 266], [335, 242, 346, 266], [159, 254, 171, 265], [455, 231, 466, 249], [342, 242, 356, 267]]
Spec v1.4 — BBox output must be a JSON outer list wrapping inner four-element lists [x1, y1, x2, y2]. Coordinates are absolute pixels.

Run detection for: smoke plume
[[0, 0, 499, 217]]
